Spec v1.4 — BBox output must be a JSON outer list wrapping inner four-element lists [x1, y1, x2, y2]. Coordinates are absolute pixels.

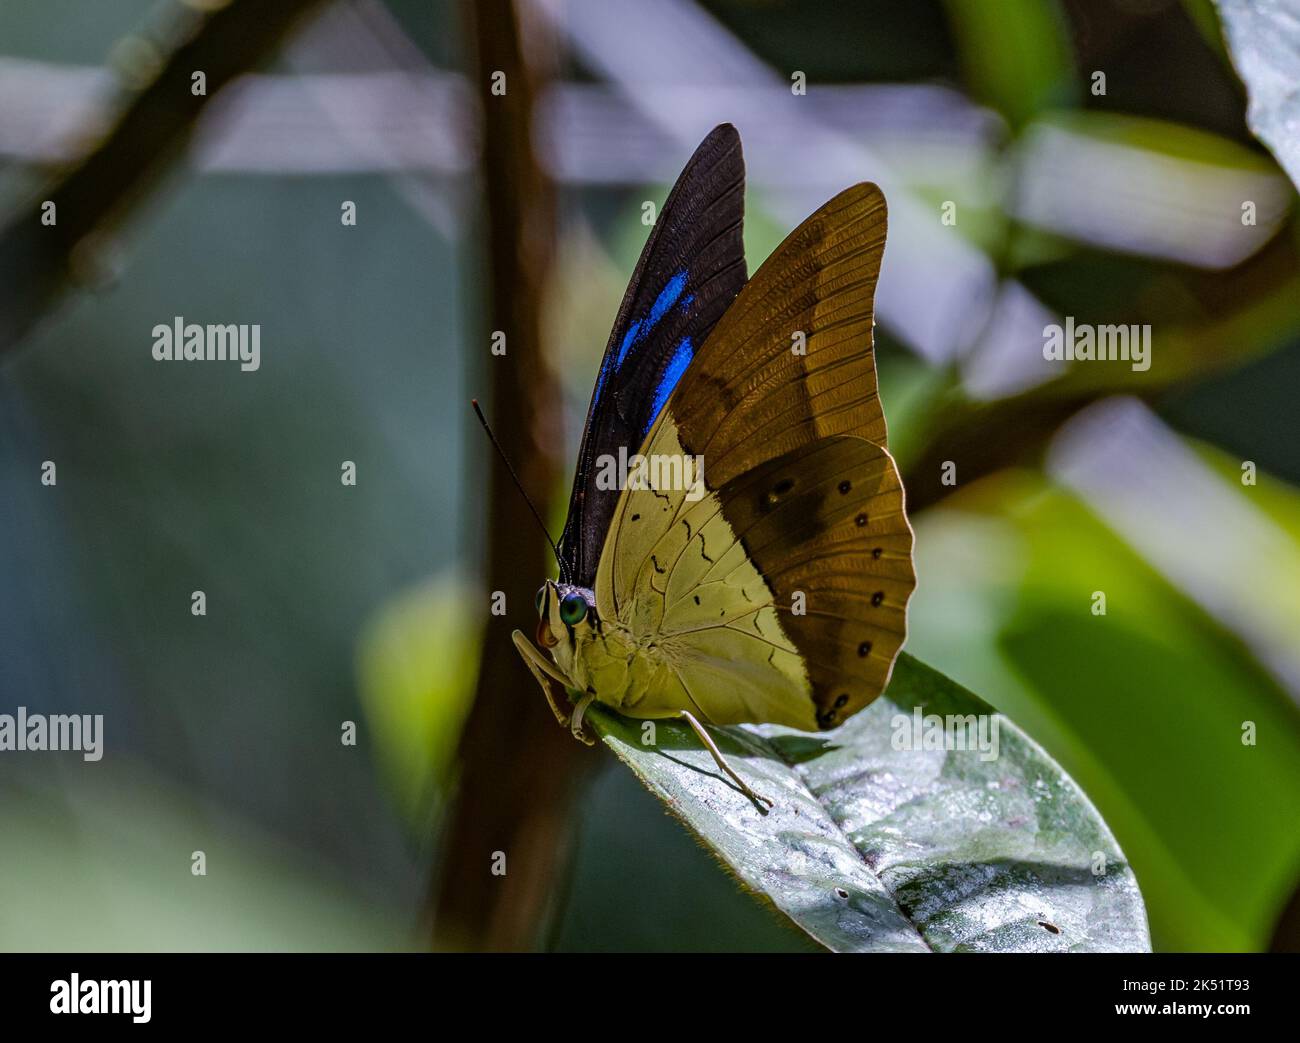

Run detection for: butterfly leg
[[570, 692, 597, 747], [678, 711, 773, 809], [511, 629, 575, 728]]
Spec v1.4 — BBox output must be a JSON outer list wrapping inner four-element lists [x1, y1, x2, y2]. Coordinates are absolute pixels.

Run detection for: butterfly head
[[534, 579, 597, 673]]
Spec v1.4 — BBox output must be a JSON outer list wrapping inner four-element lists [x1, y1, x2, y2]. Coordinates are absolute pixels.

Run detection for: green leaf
[[904, 464, 1300, 951], [587, 654, 1149, 953], [1215, 0, 1300, 191]]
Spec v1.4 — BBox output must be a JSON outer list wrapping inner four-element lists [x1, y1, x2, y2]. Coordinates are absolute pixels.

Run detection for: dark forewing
[[559, 123, 747, 586]]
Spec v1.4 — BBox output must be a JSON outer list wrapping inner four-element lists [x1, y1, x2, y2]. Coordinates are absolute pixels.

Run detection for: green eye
[[558, 593, 588, 626], [535, 587, 546, 616]]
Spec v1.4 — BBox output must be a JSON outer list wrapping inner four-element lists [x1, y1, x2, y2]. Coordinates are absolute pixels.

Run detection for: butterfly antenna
[[470, 399, 566, 579]]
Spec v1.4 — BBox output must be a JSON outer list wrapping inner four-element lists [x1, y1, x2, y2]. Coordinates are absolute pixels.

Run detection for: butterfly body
[[508, 125, 915, 803]]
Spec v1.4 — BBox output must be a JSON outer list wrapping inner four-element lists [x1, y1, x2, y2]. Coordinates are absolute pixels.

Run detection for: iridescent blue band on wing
[[647, 337, 694, 434], [614, 269, 688, 370]]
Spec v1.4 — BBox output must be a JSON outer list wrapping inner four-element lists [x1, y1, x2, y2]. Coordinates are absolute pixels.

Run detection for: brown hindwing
[[706, 435, 914, 729]]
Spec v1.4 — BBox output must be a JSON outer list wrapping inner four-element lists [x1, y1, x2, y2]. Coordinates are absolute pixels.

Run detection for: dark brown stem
[[432, 0, 589, 951]]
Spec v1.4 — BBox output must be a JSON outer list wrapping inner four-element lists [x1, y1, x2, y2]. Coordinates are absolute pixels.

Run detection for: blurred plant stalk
[[431, 0, 588, 952]]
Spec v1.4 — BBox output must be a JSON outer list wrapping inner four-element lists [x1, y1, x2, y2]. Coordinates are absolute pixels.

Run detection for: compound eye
[[535, 586, 546, 617], [558, 592, 588, 626]]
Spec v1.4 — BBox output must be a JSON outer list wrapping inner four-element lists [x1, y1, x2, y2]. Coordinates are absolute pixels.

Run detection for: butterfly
[[508, 124, 915, 806]]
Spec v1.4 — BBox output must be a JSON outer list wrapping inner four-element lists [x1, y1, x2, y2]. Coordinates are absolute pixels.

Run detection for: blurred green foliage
[[906, 468, 1300, 951]]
